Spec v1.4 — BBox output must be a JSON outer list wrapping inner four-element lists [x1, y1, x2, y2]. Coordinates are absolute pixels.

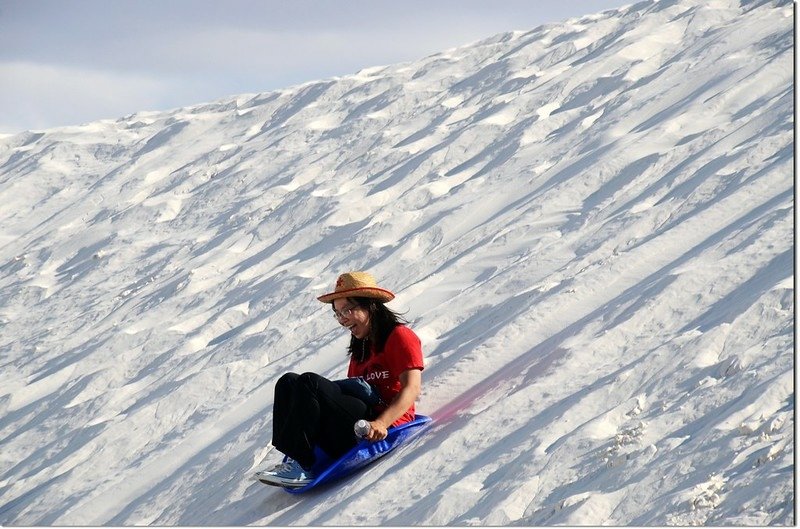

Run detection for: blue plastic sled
[[282, 415, 432, 494]]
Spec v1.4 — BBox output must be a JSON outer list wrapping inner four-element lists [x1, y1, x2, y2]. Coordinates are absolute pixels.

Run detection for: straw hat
[[317, 271, 395, 304]]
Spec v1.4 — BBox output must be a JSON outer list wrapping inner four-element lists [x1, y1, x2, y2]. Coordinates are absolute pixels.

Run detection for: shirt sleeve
[[384, 325, 424, 374]]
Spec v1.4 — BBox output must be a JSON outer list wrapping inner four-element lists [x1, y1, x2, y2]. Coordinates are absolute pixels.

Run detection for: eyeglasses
[[333, 304, 358, 321]]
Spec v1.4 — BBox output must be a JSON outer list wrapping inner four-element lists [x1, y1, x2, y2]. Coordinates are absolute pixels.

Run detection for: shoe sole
[[257, 475, 310, 488]]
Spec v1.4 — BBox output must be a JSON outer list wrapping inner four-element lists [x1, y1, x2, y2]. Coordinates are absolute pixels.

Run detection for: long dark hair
[[345, 297, 408, 363]]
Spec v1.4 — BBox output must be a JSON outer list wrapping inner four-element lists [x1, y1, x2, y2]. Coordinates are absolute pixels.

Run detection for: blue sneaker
[[256, 459, 315, 488]]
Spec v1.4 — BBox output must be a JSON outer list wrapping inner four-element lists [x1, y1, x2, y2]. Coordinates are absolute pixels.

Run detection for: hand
[[367, 420, 389, 442]]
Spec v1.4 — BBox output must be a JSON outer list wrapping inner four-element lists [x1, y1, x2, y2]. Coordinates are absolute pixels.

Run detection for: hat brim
[[317, 287, 395, 304]]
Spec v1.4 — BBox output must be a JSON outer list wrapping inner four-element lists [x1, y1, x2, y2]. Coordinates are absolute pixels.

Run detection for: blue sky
[[0, 0, 629, 134]]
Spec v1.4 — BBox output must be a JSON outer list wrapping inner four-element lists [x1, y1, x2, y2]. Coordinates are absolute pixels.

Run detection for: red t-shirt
[[347, 325, 424, 426]]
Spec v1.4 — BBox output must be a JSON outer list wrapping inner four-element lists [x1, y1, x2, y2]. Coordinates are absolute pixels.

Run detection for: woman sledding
[[257, 271, 424, 488]]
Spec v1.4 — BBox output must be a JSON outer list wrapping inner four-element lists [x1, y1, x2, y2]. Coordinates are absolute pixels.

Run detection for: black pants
[[272, 372, 371, 469]]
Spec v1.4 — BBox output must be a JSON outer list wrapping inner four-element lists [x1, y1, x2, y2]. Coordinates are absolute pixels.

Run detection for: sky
[[0, 0, 630, 135]]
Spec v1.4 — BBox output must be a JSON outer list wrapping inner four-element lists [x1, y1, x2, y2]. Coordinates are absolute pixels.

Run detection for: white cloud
[[0, 20, 524, 134], [0, 61, 175, 132], [134, 21, 520, 93]]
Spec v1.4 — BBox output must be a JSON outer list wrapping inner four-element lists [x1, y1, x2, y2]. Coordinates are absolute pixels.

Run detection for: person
[[257, 271, 424, 488]]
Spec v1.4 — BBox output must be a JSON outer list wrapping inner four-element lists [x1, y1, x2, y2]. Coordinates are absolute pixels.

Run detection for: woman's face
[[333, 298, 371, 339]]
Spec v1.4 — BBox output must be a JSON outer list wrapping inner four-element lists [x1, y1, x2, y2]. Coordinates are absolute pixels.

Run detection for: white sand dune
[[0, 0, 793, 525]]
